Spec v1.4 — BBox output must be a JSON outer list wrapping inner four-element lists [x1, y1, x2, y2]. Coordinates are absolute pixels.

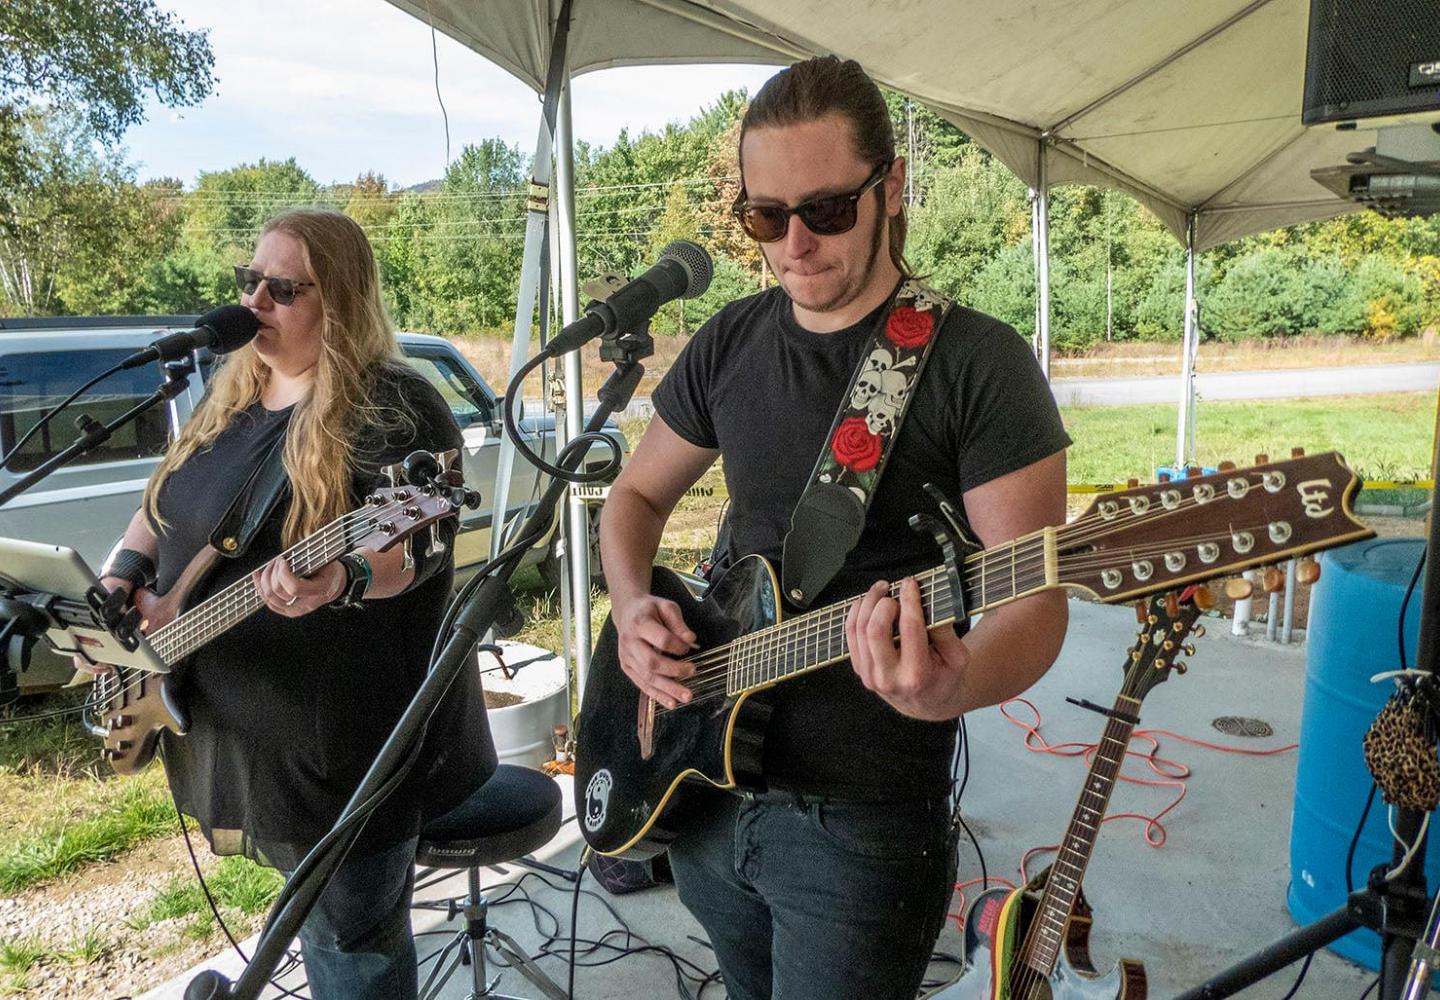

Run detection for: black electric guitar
[[91, 453, 465, 774], [575, 451, 1373, 858], [932, 591, 1205, 1000]]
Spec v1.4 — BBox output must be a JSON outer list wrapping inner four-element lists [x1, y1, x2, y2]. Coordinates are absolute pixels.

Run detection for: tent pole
[[555, 69, 595, 699], [1034, 140, 1052, 379], [1175, 213, 1198, 469]]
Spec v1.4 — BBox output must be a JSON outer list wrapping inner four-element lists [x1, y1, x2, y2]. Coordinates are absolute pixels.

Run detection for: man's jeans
[[667, 788, 958, 1000], [288, 835, 419, 1000]]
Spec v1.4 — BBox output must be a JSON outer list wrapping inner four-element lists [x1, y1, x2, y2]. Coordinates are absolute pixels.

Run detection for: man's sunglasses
[[731, 161, 891, 243], [234, 265, 315, 306]]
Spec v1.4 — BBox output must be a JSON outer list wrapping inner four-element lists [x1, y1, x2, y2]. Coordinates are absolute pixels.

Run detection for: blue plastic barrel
[[1288, 537, 1426, 970]]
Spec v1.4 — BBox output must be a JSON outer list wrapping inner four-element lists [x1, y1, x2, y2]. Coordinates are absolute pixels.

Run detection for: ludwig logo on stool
[[585, 769, 614, 833]]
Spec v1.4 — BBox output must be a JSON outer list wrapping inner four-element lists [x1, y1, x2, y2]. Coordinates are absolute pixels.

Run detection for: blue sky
[[124, 0, 780, 189]]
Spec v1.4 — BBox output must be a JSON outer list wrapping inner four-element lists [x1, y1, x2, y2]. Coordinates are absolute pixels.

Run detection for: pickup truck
[[0, 316, 622, 692]]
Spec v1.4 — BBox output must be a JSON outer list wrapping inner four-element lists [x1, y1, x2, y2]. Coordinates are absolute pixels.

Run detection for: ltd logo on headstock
[[1297, 479, 1334, 519]]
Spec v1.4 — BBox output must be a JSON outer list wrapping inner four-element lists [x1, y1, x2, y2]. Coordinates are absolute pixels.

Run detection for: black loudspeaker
[[1303, 0, 1440, 125]]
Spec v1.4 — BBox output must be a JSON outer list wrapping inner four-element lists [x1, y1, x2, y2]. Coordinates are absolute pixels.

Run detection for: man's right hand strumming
[[611, 594, 698, 710]]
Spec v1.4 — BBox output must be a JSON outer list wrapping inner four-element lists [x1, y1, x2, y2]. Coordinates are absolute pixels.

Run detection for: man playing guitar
[[599, 55, 1072, 1000]]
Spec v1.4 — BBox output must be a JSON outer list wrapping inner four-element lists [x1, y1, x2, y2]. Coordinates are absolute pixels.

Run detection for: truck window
[[403, 352, 493, 428], [0, 351, 171, 471]]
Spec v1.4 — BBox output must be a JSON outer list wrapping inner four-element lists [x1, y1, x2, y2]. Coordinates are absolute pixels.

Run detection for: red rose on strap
[[886, 305, 934, 349], [831, 416, 883, 473]]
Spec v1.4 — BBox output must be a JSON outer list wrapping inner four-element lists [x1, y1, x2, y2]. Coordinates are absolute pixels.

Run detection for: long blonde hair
[[145, 208, 401, 547]]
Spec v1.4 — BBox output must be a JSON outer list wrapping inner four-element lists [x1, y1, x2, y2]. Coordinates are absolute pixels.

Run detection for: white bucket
[[481, 640, 570, 769]]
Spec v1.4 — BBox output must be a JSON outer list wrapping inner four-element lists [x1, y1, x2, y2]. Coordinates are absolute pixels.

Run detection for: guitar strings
[[661, 502, 1294, 712], [105, 499, 414, 707]]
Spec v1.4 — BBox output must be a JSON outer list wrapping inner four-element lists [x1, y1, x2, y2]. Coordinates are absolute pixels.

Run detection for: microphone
[[119, 305, 260, 371], [547, 240, 713, 355]]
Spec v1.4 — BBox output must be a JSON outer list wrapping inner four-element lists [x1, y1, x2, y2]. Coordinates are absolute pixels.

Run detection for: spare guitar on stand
[[934, 588, 1208, 1000]]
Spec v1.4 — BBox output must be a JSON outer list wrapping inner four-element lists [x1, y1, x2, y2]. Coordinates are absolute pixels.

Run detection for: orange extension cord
[[947, 697, 1299, 931]]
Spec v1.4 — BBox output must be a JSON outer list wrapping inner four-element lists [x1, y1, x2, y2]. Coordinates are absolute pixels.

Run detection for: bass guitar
[[90, 452, 464, 774], [575, 451, 1372, 858], [935, 590, 1205, 999]]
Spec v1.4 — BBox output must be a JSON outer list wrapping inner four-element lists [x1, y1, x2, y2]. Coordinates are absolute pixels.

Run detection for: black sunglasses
[[732, 161, 891, 243], [234, 265, 315, 306]]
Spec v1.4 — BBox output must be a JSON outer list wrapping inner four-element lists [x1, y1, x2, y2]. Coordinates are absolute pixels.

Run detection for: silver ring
[[284, 595, 298, 606]]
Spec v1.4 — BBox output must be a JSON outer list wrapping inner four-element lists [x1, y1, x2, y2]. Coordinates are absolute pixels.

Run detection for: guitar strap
[[209, 429, 292, 559], [781, 279, 953, 609]]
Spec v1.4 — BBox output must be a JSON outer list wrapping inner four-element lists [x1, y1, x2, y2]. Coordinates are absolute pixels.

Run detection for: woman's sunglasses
[[731, 161, 891, 243], [234, 265, 315, 306]]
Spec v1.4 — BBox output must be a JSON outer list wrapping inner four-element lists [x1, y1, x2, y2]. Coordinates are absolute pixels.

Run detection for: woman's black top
[[153, 361, 493, 869]]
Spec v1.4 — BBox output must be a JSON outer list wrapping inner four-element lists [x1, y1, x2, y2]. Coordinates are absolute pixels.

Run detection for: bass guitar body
[[933, 869, 1146, 1000], [576, 556, 781, 859]]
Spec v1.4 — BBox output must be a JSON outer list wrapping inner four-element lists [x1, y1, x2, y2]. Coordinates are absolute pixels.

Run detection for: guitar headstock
[[1059, 450, 1373, 604], [1122, 589, 1207, 701], [355, 451, 465, 552]]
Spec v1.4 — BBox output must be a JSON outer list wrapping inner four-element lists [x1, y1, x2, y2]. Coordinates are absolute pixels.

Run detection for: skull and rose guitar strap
[[780, 278, 954, 609]]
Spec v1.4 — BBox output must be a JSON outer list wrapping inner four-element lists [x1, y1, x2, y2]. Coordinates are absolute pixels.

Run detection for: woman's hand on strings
[[254, 556, 345, 618]]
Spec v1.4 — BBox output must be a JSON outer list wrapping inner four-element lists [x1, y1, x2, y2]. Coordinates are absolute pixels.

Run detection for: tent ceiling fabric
[[388, 0, 1382, 250]]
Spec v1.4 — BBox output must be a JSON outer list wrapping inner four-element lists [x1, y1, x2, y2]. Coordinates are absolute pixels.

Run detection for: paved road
[[532, 360, 1440, 417], [1051, 360, 1440, 406]]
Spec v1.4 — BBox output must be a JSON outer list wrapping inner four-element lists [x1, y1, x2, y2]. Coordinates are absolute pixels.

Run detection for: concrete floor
[[148, 598, 1388, 999]]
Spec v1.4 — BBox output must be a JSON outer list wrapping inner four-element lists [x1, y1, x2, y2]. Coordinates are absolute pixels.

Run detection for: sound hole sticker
[[585, 769, 614, 833]]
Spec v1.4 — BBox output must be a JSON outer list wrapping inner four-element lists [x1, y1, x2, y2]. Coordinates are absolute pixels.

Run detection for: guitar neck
[[147, 511, 362, 666], [1021, 698, 1139, 976], [726, 528, 1056, 694]]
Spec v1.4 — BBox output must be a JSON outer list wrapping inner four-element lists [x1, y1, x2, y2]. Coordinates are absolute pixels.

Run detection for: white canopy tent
[[383, 0, 1386, 689]]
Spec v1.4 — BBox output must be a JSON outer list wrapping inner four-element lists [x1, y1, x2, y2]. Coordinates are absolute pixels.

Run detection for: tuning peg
[[1291, 446, 1305, 458], [1134, 601, 1148, 624], [1255, 452, 1270, 465], [1225, 578, 1254, 600], [1183, 644, 1197, 656], [1218, 460, 1237, 472], [1193, 586, 1217, 611], [1262, 567, 1286, 593], [1158, 470, 1171, 482], [1164, 592, 1180, 619], [1192, 624, 1207, 638], [1173, 661, 1188, 675], [1127, 477, 1140, 489], [1297, 558, 1321, 585], [1185, 465, 1202, 479]]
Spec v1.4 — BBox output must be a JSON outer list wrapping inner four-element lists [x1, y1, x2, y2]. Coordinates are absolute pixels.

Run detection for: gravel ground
[[0, 834, 265, 999]]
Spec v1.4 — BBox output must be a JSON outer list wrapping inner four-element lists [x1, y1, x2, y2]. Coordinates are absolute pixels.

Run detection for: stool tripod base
[[417, 866, 569, 1000]]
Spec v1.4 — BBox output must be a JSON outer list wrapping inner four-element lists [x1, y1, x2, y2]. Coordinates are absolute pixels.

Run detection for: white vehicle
[[0, 316, 621, 691]]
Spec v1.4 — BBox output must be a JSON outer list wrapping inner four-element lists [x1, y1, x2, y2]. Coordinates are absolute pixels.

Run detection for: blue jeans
[[287, 835, 419, 1000], [667, 788, 958, 1000]]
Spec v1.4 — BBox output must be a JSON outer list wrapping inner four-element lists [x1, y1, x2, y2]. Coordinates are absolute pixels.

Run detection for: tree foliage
[[0, 80, 1436, 348]]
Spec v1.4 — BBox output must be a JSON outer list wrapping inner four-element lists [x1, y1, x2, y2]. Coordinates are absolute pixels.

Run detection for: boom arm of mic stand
[[205, 365, 637, 1000], [0, 366, 192, 508]]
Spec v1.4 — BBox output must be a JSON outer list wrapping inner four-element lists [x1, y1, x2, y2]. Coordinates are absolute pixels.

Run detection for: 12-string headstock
[[1059, 450, 1372, 604]]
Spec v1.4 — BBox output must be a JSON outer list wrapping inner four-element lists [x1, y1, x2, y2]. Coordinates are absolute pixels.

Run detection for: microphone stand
[[187, 325, 650, 1000], [0, 358, 196, 697], [0, 358, 195, 509]]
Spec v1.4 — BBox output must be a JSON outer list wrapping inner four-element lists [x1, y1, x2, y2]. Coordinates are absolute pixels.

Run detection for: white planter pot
[[481, 640, 569, 769]]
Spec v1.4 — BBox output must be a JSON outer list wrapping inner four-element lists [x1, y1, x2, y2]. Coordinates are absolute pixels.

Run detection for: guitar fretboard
[[723, 530, 1055, 694], [147, 508, 379, 665], [1022, 697, 1139, 975]]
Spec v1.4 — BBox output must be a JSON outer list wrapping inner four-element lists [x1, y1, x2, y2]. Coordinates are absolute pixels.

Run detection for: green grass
[[1062, 391, 1436, 486], [0, 777, 174, 894], [0, 938, 45, 975], [132, 855, 285, 934]]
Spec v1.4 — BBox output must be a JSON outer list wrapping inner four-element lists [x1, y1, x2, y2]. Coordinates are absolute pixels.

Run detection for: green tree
[[0, 0, 213, 187], [0, 111, 128, 314]]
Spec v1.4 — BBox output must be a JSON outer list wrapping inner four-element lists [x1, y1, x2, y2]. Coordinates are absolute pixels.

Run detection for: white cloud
[[125, 0, 779, 187]]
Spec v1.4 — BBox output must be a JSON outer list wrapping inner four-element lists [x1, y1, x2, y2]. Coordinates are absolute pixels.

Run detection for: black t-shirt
[[654, 286, 1071, 799], [153, 361, 493, 868]]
